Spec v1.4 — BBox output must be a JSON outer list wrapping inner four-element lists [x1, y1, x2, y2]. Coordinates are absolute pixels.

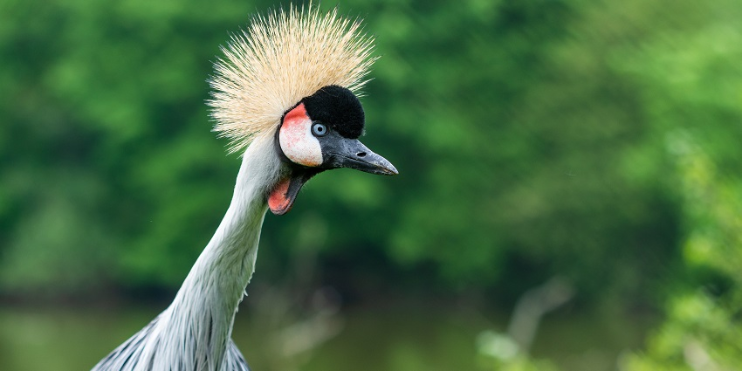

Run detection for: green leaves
[[1, 1, 740, 340]]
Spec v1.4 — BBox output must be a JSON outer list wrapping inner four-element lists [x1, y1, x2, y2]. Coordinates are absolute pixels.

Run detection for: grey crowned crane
[[92, 6, 396, 371]]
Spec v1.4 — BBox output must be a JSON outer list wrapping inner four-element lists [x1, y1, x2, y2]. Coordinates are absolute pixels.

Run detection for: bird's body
[[92, 6, 395, 371], [94, 137, 277, 370]]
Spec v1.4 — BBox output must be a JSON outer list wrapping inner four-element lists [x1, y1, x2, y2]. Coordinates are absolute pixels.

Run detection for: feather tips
[[208, 5, 377, 153]]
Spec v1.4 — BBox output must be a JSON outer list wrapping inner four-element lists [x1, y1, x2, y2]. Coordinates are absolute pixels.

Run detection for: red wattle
[[268, 177, 291, 214]]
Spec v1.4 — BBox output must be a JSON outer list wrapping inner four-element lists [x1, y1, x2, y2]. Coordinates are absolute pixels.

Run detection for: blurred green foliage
[[619, 9, 742, 366], [1, 0, 742, 367]]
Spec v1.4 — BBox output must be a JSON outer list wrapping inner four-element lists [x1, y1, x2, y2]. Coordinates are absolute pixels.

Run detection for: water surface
[[0, 302, 650, 371]]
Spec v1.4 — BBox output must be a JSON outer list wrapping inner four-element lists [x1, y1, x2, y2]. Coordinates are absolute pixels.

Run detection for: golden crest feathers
[[208, 5, 377, 153]]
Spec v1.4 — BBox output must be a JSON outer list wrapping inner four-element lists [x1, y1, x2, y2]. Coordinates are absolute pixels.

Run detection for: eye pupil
[[312, 122, 327, 136]]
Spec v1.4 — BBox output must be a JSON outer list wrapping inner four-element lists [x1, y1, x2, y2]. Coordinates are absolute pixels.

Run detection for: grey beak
[[325, 137, 398, 176]]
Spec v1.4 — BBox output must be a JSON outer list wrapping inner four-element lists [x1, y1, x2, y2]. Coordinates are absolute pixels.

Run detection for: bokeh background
[[1, 0, 741, 370]]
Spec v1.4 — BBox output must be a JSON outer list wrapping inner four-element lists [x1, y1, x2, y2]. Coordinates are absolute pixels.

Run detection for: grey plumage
[[93, 316, 250, 371], [92, 5, 387, 371]]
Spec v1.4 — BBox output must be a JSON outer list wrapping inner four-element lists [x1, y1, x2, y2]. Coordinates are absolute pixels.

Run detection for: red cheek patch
[[279, 103, 323, 167], [284, 103, 308, 124]]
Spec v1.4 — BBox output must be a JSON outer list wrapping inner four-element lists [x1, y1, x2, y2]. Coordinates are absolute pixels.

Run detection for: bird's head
[[208, 6, 397, 215], [270, 85, 397, 214]]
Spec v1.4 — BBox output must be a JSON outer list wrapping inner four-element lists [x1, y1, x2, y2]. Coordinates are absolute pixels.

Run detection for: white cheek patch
[[279, 107, 323, 167]]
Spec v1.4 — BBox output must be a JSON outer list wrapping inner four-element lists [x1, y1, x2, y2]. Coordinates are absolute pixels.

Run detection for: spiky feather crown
[[208, 5, 377, 153]]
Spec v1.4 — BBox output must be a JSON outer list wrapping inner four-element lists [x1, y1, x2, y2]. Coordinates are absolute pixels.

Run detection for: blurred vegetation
[[1, 0, 741, 369]]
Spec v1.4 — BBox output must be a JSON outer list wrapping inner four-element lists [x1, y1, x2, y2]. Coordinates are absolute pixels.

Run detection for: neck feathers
[[143, 134, 282, 370]]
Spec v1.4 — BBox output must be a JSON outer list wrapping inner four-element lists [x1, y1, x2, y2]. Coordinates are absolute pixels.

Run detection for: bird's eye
[[311, 122, 327, 137]]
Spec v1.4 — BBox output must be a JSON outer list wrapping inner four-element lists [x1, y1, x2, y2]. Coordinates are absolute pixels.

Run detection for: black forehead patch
[[301, 85, 365, 139]]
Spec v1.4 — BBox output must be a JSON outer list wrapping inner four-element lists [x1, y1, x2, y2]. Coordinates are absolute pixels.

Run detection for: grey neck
[[145, 135, 283, 371]]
